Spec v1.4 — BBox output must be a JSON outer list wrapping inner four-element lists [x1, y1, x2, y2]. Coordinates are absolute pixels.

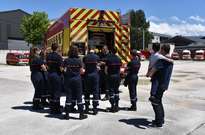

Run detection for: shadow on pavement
[[23, 101, 33, 105], [45, 114, 81, 120], [119, 118, 151, 129], [11, 105, 50, 114]]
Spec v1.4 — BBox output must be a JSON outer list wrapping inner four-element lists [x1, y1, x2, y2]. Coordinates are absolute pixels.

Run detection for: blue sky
[[1, 0, 205, 36]]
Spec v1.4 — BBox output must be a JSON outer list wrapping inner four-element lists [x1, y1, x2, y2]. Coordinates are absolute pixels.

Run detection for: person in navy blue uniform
[[63, 46, 88, 120], [40, 50, 50, 107], [83, 47, 100, 115], [105, 47, 122, 112], [46, 43, 63, 114], [30, 47, 47, 110], [147, 44, 173, 128], [124, 49, 141, 111], [98, 45, 110, 101]]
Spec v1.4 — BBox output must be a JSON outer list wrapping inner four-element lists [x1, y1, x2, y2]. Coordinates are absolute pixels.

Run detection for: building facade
[[0, 9, 30, 50]]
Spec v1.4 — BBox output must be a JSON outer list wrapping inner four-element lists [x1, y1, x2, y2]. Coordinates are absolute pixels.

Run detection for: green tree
[[20, 12, 49, 46], [129, 9, 153, 50]]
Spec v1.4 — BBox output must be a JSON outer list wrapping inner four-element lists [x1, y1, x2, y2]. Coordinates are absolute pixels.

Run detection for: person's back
[[106, 47, 122, 112], [63, 45, 88, 120], [83, 53, 99, 74], [106, 53, 121, 75], [148, 44, 174, 128], [125, 49, 141, 111], [148, 43, 173, 70], [47, 51, 62, 73], [83, 50, 100, 115], [64, 57, 82, 77], [30, 56, 44, 73], [154, 59, 173, 91], [127, 57, 141, 75], [46, 44, 63, 114]]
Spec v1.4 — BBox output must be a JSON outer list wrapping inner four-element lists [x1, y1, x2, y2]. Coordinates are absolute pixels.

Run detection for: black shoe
[[114, 106, 119, 112], [109, 107, 116, 113], [50, 107, 61, 114], [71, 108, 77, 113], [50, 109, 61, 114], [79, 113, 88, 120], [152, 120, 164, 125], [32, 104, 44, 110], [64, 113, 70, 120], [84, 106, 89, 114], [128, 105, 137, 111], [93, 108, 98, 115], [42, 101, 50, 107], [32, 100, 44, 110], [151, 123, 163, 128]]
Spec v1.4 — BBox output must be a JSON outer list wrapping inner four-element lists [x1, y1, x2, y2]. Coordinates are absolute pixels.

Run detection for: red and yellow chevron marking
[[70, 20, 88, 42], [70, 8, 119, 22], [69, 8, 130, 63], [122, 25, 131, 51], [103, 11, 120, 23], [70, 8, 101, 42], [70, 8, 99, 20], [114, 23, 131, 63], [115, 23, 132, 63]]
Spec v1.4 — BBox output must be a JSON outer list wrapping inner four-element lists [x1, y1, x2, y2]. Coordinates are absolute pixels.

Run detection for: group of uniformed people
[[30, 43, 141, 120], [30, 42, 173, 128]]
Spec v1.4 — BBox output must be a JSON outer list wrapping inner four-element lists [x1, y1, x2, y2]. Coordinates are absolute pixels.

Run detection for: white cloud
[[189, 16, 205, 23], [147, 16, 161, 22], [149, 21, 205, 36], [170, 16, 180, 22]]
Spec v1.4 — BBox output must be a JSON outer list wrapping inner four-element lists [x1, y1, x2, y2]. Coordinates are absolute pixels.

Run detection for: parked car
[[6, 52, 29, 65], [194, 50, 205, 60], [182, 50, 191, 60], [171, 52, 180, 60]]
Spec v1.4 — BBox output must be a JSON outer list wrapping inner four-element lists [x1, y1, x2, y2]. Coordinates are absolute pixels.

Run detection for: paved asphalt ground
[[0, 61, 205, 135]]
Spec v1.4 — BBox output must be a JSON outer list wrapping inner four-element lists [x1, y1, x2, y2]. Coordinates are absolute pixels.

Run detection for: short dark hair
[[152, 43, 160, 52], [68, 45, 79, 58], [161, 44, 170, 54], [51, 43, 58, 51], [112, 47, 117, 54]]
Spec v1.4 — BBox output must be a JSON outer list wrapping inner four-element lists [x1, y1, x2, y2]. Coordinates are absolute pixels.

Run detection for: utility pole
[[142, 28, 145, 50]]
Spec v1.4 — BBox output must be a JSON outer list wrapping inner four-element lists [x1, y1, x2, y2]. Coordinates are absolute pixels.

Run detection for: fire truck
[[194, 50, 205, 60], [182, 49, 191, 60], [45, 8, 131, 64]]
